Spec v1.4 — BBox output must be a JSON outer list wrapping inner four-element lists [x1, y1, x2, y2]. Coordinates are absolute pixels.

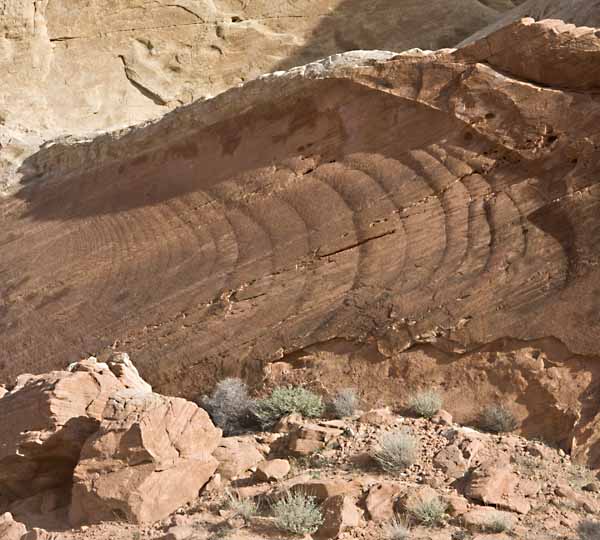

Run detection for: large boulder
[[0, 354, 149, 503], [70, 391, 221, 525]]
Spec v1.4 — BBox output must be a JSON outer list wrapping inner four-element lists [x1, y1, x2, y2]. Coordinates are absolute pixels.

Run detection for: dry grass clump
[[408, 389, 442, 418], [225, 490, 257, 522], [330, 387, 359, 418], [483, 510, 514, 533], [479, 403, 518, 433], [271, 491, 323, 534], [373, 430, 419, 472], [385, 516, 411, 539], [406, 495, 447, 526]]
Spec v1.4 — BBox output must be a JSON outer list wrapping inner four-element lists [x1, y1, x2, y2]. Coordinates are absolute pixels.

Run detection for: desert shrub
[[483, 511, 513, 533], [385, 516, 410, 539], [408, 389, 442, 418], [578, 519, 600, 540], [225, 490, 257, 521], [479, 403, 518, 433], [201, 378, 256, 435], [272, 491, 323, 535], [330, 387, 359, 418], [254, 386, 324, 428], [407, 495, 447, 526], [373, 430, 419, 472]]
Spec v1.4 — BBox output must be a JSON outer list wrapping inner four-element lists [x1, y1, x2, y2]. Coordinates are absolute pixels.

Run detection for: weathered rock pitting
[[1, 19, 600, 463]]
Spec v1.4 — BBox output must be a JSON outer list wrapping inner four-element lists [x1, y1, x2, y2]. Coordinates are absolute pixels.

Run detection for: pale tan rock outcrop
[[254, 459, 290, 482], [0, 512, 27, 540], [1, 18, 600, 468], [212, 436, 263, 480], [0, 0, 522, 190], [70, 391, 221, 525]]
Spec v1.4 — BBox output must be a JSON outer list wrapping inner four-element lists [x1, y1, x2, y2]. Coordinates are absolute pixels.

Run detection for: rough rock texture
[[315, 495, 362, 539], [0, 512, 27, 540], [460, 0, 600, 46], [0, 354, 149, 504], [1, 19, 600, 467], [70, 391, 221, 525], [212, 436, 263, 480], [0, 0, 523, 189], [0, 354, 221, 529], [464, 459, 532, 514]]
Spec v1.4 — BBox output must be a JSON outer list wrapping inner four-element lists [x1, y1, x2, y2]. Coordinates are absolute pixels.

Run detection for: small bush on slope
[[254, 386, 324, 428], [202, 378, 256, 435], [408, 389, 443, 419], [272, 491, 323, 534], [578, 519, 600, 540], [406, 495, 447, 526], [483, 510, 513, 533], [373, 430, 419, 472], [225, 490, 257, 522], [479, 403, 518, 433], [330, 387, 359, 418], [385, 516, 410, 539]]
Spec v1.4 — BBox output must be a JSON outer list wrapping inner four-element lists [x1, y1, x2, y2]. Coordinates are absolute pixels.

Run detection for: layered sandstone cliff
[[1, 18, 599, 463]]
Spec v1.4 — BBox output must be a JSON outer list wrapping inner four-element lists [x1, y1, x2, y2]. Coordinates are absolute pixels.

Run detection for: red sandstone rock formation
[[0, 355, 221, 527], [1, 18, 600, 465]]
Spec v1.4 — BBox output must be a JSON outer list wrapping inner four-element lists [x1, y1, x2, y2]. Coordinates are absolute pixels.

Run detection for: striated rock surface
[[70, 391, 221, 525], [460, 0, 600, 46], [1, 18, 600, 466], [0, 0, 523, 189]]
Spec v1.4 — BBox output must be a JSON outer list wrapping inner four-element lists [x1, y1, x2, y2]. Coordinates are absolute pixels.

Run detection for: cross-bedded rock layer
[[1, 18, 599, 458]]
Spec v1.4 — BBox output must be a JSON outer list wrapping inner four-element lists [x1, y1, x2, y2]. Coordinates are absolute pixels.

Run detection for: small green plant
[[407, 495, 447, 526], [225, 490, 257, 522], [483, 511, 513, 533], [408, 389, 442, 418], [385, 516, 410, 539], [578, 519, 600, 540], [479, 403, 518, 433], [202, 378, 256, 435], [254, 386, 324, 428], [373, 430, 418, 472], [330, 387, 359, 418], [272, 491, 323, 534]]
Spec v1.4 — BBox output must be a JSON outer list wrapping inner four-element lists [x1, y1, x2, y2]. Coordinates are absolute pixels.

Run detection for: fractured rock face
[[464, 460, 534, 514], [0, 354, 149, 503], [1, 18, 600, 467], [70, 391, 221, 525]]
